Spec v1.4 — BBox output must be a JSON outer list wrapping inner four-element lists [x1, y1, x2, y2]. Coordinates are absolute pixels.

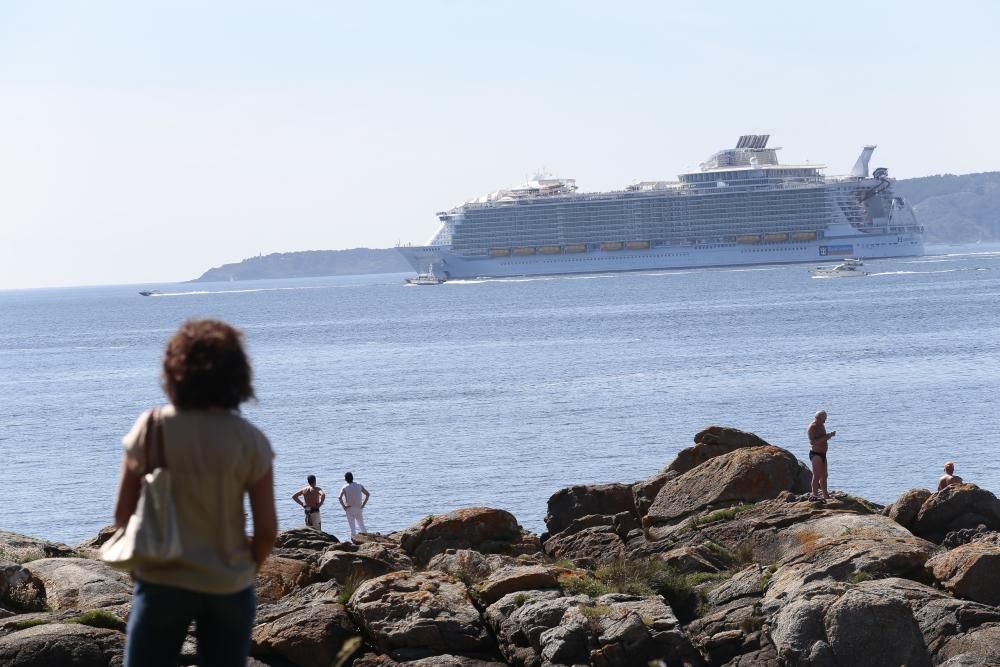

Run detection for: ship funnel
[[849, 145, 877, 178]]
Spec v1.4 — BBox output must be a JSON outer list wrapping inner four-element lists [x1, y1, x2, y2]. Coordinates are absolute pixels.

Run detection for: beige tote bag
[[101, 408, 182, 570]]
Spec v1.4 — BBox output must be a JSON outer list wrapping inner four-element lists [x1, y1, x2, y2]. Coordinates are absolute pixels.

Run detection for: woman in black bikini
[[808, 410, 836, 502]]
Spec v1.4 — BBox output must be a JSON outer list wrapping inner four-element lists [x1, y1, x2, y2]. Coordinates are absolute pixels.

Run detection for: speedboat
[[810, 258, 869, 278], [405, 267, 446, 285], [138, 289, 164, 296]]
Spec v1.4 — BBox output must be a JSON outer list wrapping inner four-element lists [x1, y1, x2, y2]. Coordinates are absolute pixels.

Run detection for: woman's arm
[[248, 468, 277, 570], [113, 457, 142, 528]]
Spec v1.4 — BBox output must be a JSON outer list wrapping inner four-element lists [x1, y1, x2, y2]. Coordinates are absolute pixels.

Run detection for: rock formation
[[2, 425, 999, 665]]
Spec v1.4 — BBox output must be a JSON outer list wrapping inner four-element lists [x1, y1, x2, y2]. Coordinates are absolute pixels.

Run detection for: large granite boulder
[[542, 524, 625, 569], [483, 588, 696, 667], [474, 566, 560, 607], [679, 512, 942, 666], [399, 508, 535, 565], [75, 526, 118, 556], [538, 606, 590, 665], [942, 526, 1000, 549], [405, 657, 505, 666], [632, 472, 677, 518], [758, 513, 938, 601], [824, 586, 932, 667], [23, 559, 131, 613], [0, 531, 77, 562], [667, 426, 773, 475], [483, 590, 586, 667], [317, 541, 412, 585], [658, 543, 735, 574], [426, 550, 522, 585], [643, 446, 812, 540], [686, 566, 768, 665], [855, 578, 1000, 657], [251, 581, 359, 667], [255, 555, 318, 603], [590, 593, 698, 665], [255, 580, 340, 622], [0, 610, 84, 639], [541, 508, 639, 568], [543, 484, 637, 537], [937, 624, 1000, 664], [0, 561, 46, 612], [926, 543, 1000, 606], [0, 623, 125, 666], [354, 654, 506, 666], [886, 488, 933, 530], [939, 655, 1000, 667], [911, 484, 1000, 543], [759, 575, 1000, 666], [349, 570, 494, 660], [274, 526, 340, 551]]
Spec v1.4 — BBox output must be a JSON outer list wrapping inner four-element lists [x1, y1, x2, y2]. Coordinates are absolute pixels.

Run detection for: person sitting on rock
[[807, 410, 836, 502], [937, 461, 963, 491]]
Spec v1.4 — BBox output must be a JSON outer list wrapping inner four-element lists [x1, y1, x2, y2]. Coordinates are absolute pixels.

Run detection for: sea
[[2, 245, 999, 546]]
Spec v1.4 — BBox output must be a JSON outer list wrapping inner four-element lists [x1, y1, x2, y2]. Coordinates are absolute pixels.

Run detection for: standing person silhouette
[[113, 319, 277, 667], [807, 410, 836, 502], [338, 472, 370, 537], [292, 475, 326, 530]]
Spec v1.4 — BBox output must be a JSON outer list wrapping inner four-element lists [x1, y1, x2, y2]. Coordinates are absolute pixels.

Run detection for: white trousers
[[305, 509, 321, 531], [345, 509, 366, 536]]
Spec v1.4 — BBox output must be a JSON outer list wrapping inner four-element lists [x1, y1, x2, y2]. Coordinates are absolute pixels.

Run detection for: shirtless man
[[937, 462, 963, 491], [807, 410, 836, 502], [292, 475, 326, 530]]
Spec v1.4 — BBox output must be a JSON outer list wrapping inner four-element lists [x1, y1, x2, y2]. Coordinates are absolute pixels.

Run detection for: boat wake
[[446, 276, 560, 285], [148, 285, 336, 297], [868, 268, 975, 277], [919, 250, 1000, 261]]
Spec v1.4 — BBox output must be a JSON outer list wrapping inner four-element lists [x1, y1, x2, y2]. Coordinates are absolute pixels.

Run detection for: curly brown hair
[[162, 319, 255, 409]]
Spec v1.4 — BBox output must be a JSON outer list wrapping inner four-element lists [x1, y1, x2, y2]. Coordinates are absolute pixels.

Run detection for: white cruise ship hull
[[398, 230, 924, 280]]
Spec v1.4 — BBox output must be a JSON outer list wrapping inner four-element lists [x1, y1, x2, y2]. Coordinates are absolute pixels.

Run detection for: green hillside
[[895, 172, 1000, 243], [191, 248, 412, 282]]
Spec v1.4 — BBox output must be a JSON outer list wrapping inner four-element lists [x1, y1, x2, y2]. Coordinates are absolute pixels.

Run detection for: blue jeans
[[125, 579, 256, 667]]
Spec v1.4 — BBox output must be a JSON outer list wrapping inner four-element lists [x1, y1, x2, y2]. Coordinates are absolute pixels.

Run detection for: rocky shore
[[3, 426, 1000, 666]]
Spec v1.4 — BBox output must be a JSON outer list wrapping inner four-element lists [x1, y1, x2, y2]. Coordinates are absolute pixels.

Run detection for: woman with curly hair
[[112, 319, 277, 667]]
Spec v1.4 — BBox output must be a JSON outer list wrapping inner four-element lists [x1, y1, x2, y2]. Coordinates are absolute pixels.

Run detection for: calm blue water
[[2, 245, 1000, 545]]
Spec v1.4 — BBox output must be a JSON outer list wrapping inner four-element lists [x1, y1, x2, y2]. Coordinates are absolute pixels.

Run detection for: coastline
[[3, 425, 999, 665]]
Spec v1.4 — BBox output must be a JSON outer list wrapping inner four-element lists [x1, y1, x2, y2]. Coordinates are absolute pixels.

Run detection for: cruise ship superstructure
[[397, 135, 924, 279]]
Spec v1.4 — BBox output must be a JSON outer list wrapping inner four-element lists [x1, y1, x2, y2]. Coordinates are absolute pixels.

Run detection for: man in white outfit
[[338, 472, 370, 537]]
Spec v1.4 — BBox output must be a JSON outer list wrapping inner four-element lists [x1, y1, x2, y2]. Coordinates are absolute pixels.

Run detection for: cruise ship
[[397, 135, 923, 279]]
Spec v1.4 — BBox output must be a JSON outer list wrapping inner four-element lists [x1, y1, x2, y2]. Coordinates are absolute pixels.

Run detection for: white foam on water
[[152, 285, 335, 297], [869, 269, 962, 276]]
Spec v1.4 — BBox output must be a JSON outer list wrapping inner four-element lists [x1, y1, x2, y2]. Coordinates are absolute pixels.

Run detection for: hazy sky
[[2, 1, 998, 289]]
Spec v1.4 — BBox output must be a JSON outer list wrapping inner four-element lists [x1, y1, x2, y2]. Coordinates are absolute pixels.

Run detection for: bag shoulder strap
[[145, 407, 169, 473]]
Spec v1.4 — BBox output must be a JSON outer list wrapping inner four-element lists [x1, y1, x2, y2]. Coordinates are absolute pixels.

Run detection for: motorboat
[[405, 267, 446, 285], [810, 258, 869, 278], [138, 289, 164, 296]]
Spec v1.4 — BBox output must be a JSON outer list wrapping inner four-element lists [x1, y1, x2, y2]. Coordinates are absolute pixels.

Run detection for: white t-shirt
[[340, 482, 367, 510]]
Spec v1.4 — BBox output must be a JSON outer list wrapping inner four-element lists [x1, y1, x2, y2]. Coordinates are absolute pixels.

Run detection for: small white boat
[[405, 267, 446, 285], [810, 258, 869, 278]]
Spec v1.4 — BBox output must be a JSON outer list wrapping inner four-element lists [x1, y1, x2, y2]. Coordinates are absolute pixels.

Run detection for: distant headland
[[191, 172, 1000, 283], [190, 248, 412, 283]]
